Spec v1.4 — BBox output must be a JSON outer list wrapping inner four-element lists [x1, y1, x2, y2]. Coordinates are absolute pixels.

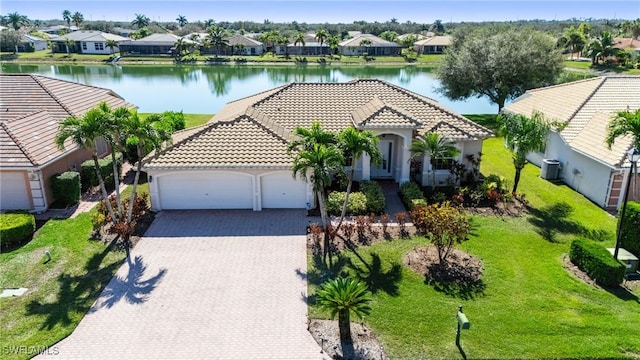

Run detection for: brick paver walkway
[[38, 210, 325, 359]]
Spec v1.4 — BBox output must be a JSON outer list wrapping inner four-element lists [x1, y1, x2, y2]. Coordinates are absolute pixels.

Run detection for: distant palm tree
[[430, 19, 445, 34], [55, 108, 117, 222], [498, 111, 550, 193], [7, 12, 29, 31], [205, 25, 229, 58], [132, 27, 151, 40], [173, 37, 186, 58], [315, 28, 328, 56], [105, 39, 118, 54], [278, 35, 290, 57], [359, 38, 372, 55], [71, 11, 84, 28], [410, 132, 460, 191], [586, 31, 615, 65], [131, 13, 150, 29], [176, 15, 187, 28], [62, 10, 71, 27], [63, 38, 74, 54], [293, 33, 306, 55], [621, 19, 640, 43], [316, 277, 372, 343], [327, 35, 340, 55], [204, 19, 215, 28]]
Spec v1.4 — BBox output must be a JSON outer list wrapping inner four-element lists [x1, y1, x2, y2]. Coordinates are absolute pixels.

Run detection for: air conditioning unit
[[541, 159, 560, 180]]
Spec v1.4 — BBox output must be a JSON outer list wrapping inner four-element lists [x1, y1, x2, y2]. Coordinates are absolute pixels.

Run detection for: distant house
[[338, 34, 402, 56], [51, 30, 128, 54], [504, 76, 640, 210], [225, 34, 264, 55], [0, 74, 135, 212], [613, 37, 640, 55], [119, 33, 197, 56], [39, 25, 77, 35], [414, 35, 452, 54], [0, 34, 47, 53], [112, 27, 136, 38], [396, 33, 428, 43]]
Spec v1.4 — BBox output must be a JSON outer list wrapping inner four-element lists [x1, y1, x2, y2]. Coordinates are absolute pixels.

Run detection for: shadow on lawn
[[606, 285, 640, 304], [527, 202, 611, 243]]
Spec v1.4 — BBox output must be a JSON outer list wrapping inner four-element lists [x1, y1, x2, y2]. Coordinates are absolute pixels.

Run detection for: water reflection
[[1, 63, 497, 114]]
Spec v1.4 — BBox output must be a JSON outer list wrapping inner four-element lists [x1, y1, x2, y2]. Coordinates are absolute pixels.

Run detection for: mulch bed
[[308, 319, 388, 360], [92, 210, 156, 249], [562, 255, 640, 292]]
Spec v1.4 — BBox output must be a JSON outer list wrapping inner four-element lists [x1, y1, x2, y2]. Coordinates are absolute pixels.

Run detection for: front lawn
[[307, 137, 638, 359]]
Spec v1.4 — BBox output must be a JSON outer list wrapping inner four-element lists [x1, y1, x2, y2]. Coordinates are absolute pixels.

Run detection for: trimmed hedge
[[51, 171, 81, 207], [619, 201, 640, 257], [569, 238, 625, 287], [80, 156, 122, 192], [327, 191, 368, 215], [400, 181, 426, 210], [0, 213, 36, 247], [360, 181, 385, 214]]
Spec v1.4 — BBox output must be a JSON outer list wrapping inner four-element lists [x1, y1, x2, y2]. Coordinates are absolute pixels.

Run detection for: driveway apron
[[38, 210, 324, 359]]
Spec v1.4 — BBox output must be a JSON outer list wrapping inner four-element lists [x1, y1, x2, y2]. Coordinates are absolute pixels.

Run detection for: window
[[433, 158, 455, 170], [81, 42, 87, 50], [94, 42, 104, 51]]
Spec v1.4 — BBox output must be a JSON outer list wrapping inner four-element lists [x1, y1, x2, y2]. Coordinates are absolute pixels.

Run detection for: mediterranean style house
[[51, 30, 128, 54], [0, 74, 134, 212], [142, 79, 491, 211], [504, 76, 640, 210]]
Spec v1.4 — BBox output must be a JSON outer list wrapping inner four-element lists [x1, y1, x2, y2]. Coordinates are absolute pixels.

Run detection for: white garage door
[[158, 172, 253, 210], [261, 171, 307, 208], [0, 172, 30, 210]]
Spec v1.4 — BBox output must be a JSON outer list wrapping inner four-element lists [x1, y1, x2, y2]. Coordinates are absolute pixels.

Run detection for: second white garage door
[[158, 171, 253, 210], [0, 172, 31, 210], [260, 171, 307, 209]]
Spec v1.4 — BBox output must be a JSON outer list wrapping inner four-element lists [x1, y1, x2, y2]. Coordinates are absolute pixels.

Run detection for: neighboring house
[[20, 34, 48, 52], [338, 34, 402, 56], [39, 25, 77, 35], [0, 74, 135, 212], [504, 76, 640, 210], [51, 30, 128, 54], [225, 34, 264, 55], [274, 32, 330, 56], [142, 79, 491, 211], [413, 35, 452, 54], [396, 33, 428, 42], [613, 37, 640, 55], [112, 27, 136, 38], [119, 33, 197, 56]]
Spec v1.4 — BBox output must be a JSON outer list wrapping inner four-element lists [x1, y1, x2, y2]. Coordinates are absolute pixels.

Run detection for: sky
[[1, 0, 638, 24]]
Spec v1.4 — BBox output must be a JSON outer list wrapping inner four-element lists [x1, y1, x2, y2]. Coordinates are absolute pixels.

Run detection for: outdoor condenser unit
[[541, 159, 560, 180]]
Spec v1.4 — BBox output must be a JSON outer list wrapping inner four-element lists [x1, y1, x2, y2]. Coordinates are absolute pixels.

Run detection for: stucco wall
[[40, 148, 96, 208]]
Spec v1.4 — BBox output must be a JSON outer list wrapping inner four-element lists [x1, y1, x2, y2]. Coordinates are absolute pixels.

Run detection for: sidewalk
[[35, 162, 134, 221]]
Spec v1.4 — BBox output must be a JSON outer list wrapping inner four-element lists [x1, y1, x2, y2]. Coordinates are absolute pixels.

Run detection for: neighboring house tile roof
[[120, 33, 193, 46], [52, 30, 128, 42], [613, 37, 640, 50], [0, 74, 134, 167], [414, 35, 452, 47], [339, 34, 401, 47], [504, 76, 640, 167], [144, 79, 491, 170], [226, 34, 263, 47]]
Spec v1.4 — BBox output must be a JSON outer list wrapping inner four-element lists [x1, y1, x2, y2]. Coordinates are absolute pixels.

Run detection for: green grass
[[138, 113, 213, 128], [307, 137, 638, 359], [0, 214, 126, 360], [563, 60, 640, 75]]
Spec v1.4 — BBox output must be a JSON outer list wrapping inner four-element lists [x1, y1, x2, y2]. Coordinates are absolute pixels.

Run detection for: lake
[[1, 63, 497, 115]]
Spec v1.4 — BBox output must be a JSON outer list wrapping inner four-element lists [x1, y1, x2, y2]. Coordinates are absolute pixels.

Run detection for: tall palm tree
[[327, 35, 340, 55], [498, 111, 550, 194], [335, 127, 381, 232], [316, 277, 372, 343], [205, 25, 228, 58], [71, 12, 84, 28], [561, 26, 586, 59], [105, 39, 118, 54], [55, 108, 117, 222], [62, 10, 71, 27], [410, 132, 460, 191], [7, 12, 29, 31], [176, 15, 187, 28], [122, 111, 171, 223], [173, 37, 186, 58], [315, 28, 328, 56], [606, 108, 640, 200], [586, 31, 615, 65], [291, 141, 343, 264], [131, 14, 150, 29], [293, 33, 305, 55], [359, 38, 372, 55], [287, 121, 337, 153], [63, 38, 74, 55], [204, 19, 215, 28]]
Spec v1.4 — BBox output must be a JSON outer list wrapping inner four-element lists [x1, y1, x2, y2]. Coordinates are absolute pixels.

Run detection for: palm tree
[[131, 14, 150, 29], [606, 108, 640, 200], [173, 37, 186, 59], [63, 38, 74, 55], [278, 35, 290, 57], [7, 12, 29, 31], [334, 127, 381, 232], [327, 35, 340, 56], [287, 121, 337, 153], [132, 27, 151, 40], [586, 31, 615, 65], [62, 10, 71, 27], [176, 15, 187, 28], [204, 19, 215, 28], [621, 19, 640, 43], [71, 12, 84, 28], [359, 38, 372, 56], [430, 20, 445, 34], [105, 39, 118, 54], [498, 111, 550, 194], [561, 26, 586, 59], [205, 25, 228, 58], [55, 108, 117, 222], [316, 277, 372, 343], [410, 132, 460, 191], [293, 33, 306, 55], [291, 138, 343, 265], [315, 28, 328, 56]]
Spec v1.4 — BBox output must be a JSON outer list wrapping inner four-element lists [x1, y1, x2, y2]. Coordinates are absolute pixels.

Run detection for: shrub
[[51, 171, 81, 207], [327, 191, 367, 215], [619, 201, 640, 257], [162, 110, 186, 131], [80, 156, 122, 192], [360, 181, 385, 214], [0, 213, 35, 247], [411, 202, 470, 264], [400, 181, 426, 210], [569, 238, 625, 287]]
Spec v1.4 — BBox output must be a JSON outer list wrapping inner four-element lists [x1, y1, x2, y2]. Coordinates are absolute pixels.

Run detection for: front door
[[371, 139, 393, 178]]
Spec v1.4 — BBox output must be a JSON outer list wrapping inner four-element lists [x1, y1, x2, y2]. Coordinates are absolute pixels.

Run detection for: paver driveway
[[40, 210, 324, 359]]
